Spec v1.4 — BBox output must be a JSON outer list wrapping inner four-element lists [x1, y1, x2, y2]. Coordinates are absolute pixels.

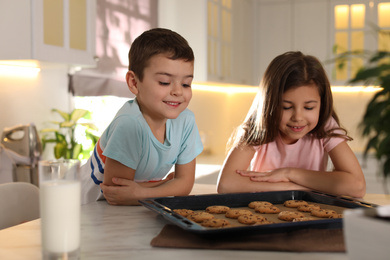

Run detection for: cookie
[[173, 209, 194, 217], [205, 205, 230, 214], [200, 218, 230, 228], [310, 209, 339, 218], [329, 213, 343, 219], [284, 200, 308, 208], [255, 205, 281, 214], [187, 212, 215, 223], [292, 217, 317, 222], [237, 214, 267, 225], [297, 204, 321, 212], [248, 201, 273, 209], [278, 211, 305, 221], [253, 220, 275, 225], [225, 209, 252, 219]]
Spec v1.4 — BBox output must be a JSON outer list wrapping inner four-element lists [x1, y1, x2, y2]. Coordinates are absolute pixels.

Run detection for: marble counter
[[1, 184, 389, 260]]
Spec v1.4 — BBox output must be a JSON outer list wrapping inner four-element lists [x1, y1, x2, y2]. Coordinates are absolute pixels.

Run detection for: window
[[334, 4, 365, 81], [333, 1, 390, 81]]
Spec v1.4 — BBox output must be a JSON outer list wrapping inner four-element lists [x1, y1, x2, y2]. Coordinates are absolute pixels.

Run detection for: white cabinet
[[0, 0, 96, 67], [255, 0, 331, 83], [158, 0, 256, 85]]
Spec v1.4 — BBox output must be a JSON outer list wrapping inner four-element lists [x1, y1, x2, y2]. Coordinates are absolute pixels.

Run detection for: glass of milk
[[38, 159, 81, 260]]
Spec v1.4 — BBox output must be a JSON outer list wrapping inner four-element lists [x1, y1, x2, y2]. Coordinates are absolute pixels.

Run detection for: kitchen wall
[[189, 86, 377, 157], [0, 63, 73, 159]]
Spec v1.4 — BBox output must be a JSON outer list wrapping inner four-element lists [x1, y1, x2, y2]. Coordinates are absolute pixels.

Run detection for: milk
[[40, 180, 81, 253]]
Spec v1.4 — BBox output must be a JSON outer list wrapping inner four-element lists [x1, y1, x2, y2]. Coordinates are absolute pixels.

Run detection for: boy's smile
[[279, 84, 321, 144], [127, 54, 194, 127]]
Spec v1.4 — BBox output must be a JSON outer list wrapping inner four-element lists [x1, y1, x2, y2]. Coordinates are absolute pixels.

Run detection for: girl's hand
[[100, 177, 143, 205], [236, 168, 291, 183]]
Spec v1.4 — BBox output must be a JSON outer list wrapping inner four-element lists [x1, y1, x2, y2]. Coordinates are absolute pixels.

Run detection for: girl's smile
[[279, 84, 321, 144]]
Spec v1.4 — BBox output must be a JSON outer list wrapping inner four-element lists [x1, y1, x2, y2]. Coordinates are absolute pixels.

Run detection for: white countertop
[[1, 184, 389, 260]]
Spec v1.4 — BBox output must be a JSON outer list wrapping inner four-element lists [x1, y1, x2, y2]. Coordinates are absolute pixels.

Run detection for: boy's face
[[127, 54, 194, 124]]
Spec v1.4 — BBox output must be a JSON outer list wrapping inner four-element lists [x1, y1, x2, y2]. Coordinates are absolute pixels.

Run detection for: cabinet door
[[0, 0, 95, 66], [0, 0, 32, 60], [255, 0, 331, 83], [231, 0, 256, 85], [33, 0, 96, 66], [293, 0, 330, 64], [255, 0, 293, 80]]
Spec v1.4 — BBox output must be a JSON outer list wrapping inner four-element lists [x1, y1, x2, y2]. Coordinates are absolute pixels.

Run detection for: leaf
[[55, 132, 67, 143], [60, 121, 76, 128], [80, 122, 99, 130], [72, 143, 82, 159], [70, 109, 89, 122], [52, 109, 70, 121], [54, 143, 67, 159], [40, 128, 59, 133], [349, 67, 382, 83]]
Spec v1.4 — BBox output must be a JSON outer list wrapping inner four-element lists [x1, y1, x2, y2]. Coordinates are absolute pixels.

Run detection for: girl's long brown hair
[[229, 51, 351, 150]]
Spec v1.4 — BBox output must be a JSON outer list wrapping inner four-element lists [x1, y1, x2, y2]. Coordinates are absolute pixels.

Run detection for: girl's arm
[[101, 157, 195, 205], [217, 145, 308, 194], [244, 142, 366, 198], [289, 141, 366, 197]]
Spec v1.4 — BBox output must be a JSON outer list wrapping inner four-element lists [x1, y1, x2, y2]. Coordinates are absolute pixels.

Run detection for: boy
[[81, 28, 203, 205]]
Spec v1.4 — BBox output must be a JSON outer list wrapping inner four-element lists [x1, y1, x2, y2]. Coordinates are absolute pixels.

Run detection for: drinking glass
[[38, 159, 81, 260]]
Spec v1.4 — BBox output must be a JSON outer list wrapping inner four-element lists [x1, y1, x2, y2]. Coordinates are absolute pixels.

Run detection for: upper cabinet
[[159, 0, 390, 86], [255, 0, 331, 84], [158, 0, 256, 85], [0, 0, 96, 67]]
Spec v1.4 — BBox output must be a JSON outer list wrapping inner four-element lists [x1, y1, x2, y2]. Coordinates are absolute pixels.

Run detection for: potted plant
[[331, 29, 390, 260], [41, 108, 99, 160]]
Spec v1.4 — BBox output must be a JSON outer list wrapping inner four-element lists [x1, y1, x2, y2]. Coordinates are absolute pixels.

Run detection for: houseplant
[[332, 30, 390, 180], [41, 108, 99, 160], [332, 30, 390, 260]]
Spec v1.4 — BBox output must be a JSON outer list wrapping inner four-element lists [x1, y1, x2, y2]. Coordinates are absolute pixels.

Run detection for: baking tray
[[139, 190, 377, 235]]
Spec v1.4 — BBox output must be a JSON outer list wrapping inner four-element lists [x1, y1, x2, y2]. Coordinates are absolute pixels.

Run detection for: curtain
[[70, 0, 158, 97]]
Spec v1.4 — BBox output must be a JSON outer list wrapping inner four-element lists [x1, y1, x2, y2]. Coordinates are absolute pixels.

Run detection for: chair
[[0, 182, 40, 230]]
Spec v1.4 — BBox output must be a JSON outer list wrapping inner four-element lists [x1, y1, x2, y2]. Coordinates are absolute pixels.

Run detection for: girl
[[217, 51, 366, 198]]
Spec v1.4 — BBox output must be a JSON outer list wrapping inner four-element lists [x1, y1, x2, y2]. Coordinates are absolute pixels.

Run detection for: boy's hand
[[100, 178, 143, 205]]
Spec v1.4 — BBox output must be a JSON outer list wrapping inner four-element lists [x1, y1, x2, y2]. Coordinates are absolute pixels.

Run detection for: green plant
[[41, 108, 99, 160], [332, 30, 390, 179]]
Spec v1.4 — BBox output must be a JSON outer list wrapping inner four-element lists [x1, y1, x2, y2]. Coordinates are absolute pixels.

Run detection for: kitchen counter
[[0, 184, 389, 260]]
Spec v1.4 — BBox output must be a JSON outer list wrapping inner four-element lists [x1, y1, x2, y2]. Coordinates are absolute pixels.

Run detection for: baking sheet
[[139, 190, 377, 235]]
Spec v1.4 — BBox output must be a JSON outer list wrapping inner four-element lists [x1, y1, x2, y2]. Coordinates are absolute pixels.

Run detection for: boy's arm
[[100, 158, 196, 205], [103, 157, 136, 186], [217, 145, 307, 194]]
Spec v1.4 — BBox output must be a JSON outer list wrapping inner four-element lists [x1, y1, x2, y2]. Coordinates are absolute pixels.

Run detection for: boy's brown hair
[[128, 28, 194, 81]]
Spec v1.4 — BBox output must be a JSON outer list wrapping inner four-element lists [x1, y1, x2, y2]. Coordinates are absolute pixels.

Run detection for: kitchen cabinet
[[158, 0, 256, 85], [0, 0, 96, 67], [255, 0, 331, 82]]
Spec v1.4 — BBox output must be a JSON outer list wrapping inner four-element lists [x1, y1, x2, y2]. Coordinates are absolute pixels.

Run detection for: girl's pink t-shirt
[[251, 118, 346, 172]]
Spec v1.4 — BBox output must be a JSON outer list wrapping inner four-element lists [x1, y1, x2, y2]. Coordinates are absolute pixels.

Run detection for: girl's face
[[279, 84, 321, 144], [127, 54, 194, 125]]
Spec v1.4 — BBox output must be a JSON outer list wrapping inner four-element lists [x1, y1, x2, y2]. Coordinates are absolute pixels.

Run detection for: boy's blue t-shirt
[[81, 98, 203, 204]]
